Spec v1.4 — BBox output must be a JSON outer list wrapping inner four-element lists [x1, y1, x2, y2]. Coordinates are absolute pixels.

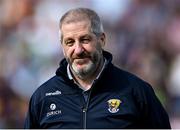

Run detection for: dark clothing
[[24, 51, 171, 129]]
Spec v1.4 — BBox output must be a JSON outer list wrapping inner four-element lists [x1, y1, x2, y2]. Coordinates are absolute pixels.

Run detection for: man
[[24, 8, 171, 129]]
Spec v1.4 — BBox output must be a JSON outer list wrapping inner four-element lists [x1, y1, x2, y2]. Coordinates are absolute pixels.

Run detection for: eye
[[82, 38, 89, 42], [81, 37, 91, 43], [64, 40, 74, 46]]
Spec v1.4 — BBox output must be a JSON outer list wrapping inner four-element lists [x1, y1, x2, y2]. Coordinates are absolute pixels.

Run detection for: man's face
[[61, 20, 105, 79]]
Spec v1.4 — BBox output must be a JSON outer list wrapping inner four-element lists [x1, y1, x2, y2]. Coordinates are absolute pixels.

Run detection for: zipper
[[82, 80, 96, 129], [82, 107, 87, 129]]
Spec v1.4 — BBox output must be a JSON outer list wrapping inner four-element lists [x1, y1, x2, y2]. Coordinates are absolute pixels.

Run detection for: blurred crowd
[[0, 0, 180, 128]]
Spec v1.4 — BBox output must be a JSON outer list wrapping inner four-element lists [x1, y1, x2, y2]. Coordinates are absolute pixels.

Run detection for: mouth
[[74, 58, 90, 65]]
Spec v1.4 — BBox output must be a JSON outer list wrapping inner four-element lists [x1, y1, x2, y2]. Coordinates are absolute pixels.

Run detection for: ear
[[99, 33, 106, 47]]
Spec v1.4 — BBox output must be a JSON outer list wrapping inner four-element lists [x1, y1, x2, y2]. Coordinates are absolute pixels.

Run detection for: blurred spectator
[[168, 55, 180, 128], [0, 77, 28, 128]]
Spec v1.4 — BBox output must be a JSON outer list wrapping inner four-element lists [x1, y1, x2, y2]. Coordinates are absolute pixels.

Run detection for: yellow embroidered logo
[[107, 99, 122, 113]]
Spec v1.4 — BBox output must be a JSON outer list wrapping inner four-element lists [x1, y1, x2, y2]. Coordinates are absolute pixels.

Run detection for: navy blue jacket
[[24, 51, 171, 129]]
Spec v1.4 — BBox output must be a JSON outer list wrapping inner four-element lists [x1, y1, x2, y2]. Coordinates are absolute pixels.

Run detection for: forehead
[[61, 21, 92, 39]]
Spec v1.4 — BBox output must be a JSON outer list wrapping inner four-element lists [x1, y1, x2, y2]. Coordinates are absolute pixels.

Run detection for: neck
[[72, 58, 104, 91]]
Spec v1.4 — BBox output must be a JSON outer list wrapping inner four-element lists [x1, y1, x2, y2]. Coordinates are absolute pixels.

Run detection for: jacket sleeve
[[134, 82, 171, 129], [24, 96, 39, 128]]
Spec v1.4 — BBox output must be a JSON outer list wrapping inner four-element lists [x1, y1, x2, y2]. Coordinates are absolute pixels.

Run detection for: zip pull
[[82, 107, 87, 129], [83, 108, 87, 113]]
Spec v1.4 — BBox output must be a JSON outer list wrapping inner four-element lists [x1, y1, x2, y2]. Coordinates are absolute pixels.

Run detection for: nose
[[74, 43, 84, 55]]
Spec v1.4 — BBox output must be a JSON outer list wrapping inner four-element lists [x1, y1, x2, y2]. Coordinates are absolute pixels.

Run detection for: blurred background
[[0, 0, 180, 128]]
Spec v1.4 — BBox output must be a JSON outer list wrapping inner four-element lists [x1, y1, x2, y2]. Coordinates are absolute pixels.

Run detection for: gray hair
[[59, 8, 104, 38]]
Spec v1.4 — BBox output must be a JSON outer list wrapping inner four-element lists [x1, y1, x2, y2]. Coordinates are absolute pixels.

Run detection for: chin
[[72, 62, 96, 78]]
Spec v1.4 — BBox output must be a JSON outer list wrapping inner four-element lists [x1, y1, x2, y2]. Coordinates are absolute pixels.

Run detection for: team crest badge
[[107, 99, 122, 113]]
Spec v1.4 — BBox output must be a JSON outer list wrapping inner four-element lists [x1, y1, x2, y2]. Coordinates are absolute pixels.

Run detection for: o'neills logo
[[45, 90, 61, 96]]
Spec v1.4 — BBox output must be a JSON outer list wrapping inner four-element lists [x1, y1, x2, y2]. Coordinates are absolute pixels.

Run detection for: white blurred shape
[[91, 0, 131, 23], [169, 55, 180, 96]]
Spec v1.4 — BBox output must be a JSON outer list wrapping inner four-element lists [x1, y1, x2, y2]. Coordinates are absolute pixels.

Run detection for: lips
[[73, 58, 90, 65]]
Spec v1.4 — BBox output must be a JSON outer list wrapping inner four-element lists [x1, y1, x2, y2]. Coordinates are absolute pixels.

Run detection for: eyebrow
[[80, 34, 92, 39], [64, 34, 92, 40]]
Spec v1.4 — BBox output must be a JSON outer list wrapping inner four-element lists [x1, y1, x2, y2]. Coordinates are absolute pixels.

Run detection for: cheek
[[84, 43, 98, 52], [63, 47, 72, 58], [91, 43, 103, 56]]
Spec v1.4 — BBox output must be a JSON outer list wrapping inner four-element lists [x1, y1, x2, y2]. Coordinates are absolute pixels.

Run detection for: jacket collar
[[55, 50, 113, 79]]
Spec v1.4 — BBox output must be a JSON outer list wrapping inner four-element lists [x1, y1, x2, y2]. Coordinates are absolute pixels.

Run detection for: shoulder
[[110, 65, 146, 84], [29, 75, 64, 106], [109, 64, 153, 93], [110, 65, 157, 102]]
